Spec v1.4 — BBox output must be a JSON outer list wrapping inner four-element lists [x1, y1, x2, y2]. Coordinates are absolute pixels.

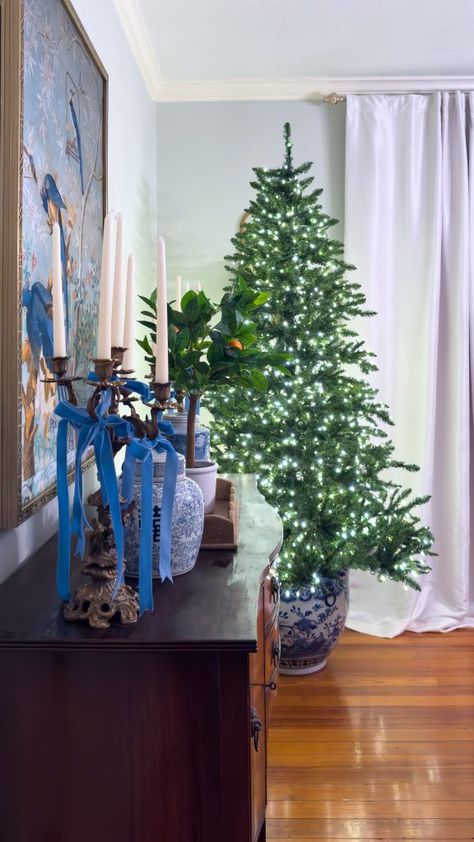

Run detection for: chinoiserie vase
[[162, 412, 211, 462], [186, 460, 218, 515], [279, 572, 349, 675], [124, 451, 204, 578]]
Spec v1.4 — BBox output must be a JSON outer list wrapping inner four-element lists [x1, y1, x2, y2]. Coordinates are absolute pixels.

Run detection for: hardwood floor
[[267, 628, 474, 840]]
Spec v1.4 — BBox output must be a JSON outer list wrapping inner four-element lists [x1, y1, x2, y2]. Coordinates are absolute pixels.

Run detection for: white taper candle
[[196, 280, 202, 292], [155, 236, 169, 382], [176, 275, 182, 310], [122, 254, 135, 371], [111, 212, 125, 348], [52, 222, 66, 357], [97, 213, 116, 359]]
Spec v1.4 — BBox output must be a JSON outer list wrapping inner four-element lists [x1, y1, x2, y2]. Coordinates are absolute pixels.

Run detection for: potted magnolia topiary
[[138, 280, 288, 512]]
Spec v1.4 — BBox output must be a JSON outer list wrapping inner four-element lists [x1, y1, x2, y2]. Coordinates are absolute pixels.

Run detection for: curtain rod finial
[[323, 92, 346, 105]]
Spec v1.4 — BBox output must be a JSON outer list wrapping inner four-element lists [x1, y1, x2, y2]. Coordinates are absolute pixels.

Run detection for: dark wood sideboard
[[0, 475, 282, 842]]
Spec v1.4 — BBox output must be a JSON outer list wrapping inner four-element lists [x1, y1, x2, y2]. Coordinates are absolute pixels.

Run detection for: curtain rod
[[322, 90, 474, 104]]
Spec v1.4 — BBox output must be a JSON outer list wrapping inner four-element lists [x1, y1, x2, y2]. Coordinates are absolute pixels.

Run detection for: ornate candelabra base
[[62, 491, 139, 629], [64, 578, 139, 630]]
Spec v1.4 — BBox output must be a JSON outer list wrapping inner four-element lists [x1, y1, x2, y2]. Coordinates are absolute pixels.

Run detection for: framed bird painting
[[0, 0, 108, 526]]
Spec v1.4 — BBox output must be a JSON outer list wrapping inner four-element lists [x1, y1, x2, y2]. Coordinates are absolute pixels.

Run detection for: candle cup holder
[[174, 389, 187, 414], [42, 355, 81, 405], [91, 358, 115, 382], [152, 381, 171, 412], [113, 347, 135, 381], [111, 346, 126, 369], [129, 381, 171, 440], [87, 358, 118, 418]]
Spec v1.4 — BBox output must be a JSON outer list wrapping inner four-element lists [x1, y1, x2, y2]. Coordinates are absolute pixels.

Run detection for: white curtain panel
[[344, 93, 474, 636]]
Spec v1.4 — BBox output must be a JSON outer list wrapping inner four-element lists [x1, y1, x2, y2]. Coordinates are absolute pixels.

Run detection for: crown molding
[[113, 0, 162, 99], [111, 5, 474, 104], [152, 76, 474, 103]]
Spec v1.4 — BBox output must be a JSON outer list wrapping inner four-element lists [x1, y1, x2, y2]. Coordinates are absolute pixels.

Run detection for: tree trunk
[[186, 394, 199, 469]]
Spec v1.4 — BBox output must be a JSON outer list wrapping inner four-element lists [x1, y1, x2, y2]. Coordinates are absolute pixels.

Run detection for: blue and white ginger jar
[[124, 451, 204, 578], [162, 412, 210, 461], [279, 572, 349, 674]]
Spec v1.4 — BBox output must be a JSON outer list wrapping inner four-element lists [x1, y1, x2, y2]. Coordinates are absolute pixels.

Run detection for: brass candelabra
[[50, 355, 175, 629]]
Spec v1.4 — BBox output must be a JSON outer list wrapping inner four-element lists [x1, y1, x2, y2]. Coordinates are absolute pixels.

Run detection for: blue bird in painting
[[69, 90, 84, 195], [22, 282, 67, 402], [41, 173, 69, 344], [22, 282, 54, 370]]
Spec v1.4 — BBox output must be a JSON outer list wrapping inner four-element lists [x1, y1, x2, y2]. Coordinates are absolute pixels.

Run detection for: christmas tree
[[207, 124, 434, 591]]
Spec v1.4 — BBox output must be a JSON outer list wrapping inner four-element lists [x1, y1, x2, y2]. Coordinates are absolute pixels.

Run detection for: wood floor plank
[[266, 800, 474, 819], [269, 767, 474, 785], [270, 726, 474, 742], [266, 817, 474, 838], [267, 781, 474, 802], [268, 628, 474, 840], [269, 740, 474, 760]]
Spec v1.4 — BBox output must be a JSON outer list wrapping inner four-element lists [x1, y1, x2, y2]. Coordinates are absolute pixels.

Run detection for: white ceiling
[[114, 0, 474, 101]]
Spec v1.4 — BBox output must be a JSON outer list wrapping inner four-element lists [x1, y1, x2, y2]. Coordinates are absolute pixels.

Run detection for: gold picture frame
[[0, 0, 108, 527]]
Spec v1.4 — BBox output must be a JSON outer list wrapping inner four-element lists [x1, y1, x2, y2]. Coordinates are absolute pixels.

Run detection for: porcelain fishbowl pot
[[162, 412, 210, 462], [278, 572, 349, 674], [124, 451, 204, 578]]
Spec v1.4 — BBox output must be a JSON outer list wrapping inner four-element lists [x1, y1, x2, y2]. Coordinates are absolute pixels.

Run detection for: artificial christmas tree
[[207, 124, 434, 671]]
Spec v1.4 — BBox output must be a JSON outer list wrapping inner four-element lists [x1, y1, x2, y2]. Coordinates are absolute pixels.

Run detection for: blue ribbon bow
[[122, 379, 152, 402], [54, 389, 131, 603], [121, 427, 179, 614]]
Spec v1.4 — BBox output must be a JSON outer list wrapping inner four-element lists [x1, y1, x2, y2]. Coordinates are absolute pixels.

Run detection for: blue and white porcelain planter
[[124, 451, 204, 578], [279, 572, 349, 675], [162, 412, 210, 462]]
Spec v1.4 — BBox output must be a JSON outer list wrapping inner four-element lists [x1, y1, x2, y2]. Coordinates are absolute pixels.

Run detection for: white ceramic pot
[[186, 460, 218, 514]]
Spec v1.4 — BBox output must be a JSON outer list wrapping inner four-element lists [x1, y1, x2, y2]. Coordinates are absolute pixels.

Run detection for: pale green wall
[[155, 100, 346, 304]]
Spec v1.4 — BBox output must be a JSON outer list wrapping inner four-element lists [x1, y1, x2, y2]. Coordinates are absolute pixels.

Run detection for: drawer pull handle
[[270, 576, 280, 604], [272, 639, 281, 667], [250, 707, 262, 752], [263, 681, 278, 691]]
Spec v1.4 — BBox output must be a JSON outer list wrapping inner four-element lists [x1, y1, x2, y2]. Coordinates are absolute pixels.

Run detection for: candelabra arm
[[42, 356, 81, 405]]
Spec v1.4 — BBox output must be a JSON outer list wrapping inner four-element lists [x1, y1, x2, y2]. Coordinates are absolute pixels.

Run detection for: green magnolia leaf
[[168, 324, 177, 350], [249, 369, 268, 391], [175, 326, 191, 351], [138, 319, 157, 332], [249, 291, 269, 308], [138, 294, 155, 311], [181, 290, 197, 311], [207, 342, 225, 364]]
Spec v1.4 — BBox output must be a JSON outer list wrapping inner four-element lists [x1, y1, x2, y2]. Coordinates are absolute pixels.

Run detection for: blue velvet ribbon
[[121, 430, 179, 613], [54, 390, 131, 602], [123, 379, 152, 402]]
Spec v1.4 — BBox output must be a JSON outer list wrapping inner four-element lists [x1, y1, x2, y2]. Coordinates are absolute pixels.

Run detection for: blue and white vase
[[162, 412, 210, 462], [278, 572, 349, 674], [124, 451, 204, 578]]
